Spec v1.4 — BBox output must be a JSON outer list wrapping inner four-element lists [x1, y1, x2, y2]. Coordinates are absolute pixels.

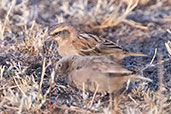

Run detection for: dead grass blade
[[0, 0, 16, 40], [165, 41, 171, 56]]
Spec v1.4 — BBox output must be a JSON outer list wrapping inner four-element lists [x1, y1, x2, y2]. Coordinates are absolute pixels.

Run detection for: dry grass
[[165, 40, 171, 56], [0, 0, 170, 114], [43, 0, 148, 31]]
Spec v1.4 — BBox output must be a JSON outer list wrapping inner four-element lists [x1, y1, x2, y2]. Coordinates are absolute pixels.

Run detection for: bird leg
[[88, 82, 99, 108], [109, 92, 115, 110], [113, 91, 121, 112]]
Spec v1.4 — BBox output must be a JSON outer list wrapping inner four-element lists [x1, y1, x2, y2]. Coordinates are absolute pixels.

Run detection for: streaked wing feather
[[88, 57, 132, 74], [75, 33, 125, 55]]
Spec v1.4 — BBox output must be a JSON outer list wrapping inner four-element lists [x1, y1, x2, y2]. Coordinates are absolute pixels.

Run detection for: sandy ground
[[0, 0, 170, 113]]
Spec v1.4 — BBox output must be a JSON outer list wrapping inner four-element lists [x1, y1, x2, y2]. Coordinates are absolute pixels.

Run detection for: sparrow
[[56, 55, 151, 94], [47, 23, 147, 61]]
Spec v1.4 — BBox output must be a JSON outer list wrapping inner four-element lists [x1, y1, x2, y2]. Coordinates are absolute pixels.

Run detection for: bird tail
[[128, 74, 152, 82], [126, 52, 147, 57]]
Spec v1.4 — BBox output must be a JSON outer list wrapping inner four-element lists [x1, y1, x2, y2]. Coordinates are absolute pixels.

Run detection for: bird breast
[[57, 43, 79, 57]]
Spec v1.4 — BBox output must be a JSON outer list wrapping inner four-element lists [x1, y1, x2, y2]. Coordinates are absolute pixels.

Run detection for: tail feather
[[128, 74, 152, 82], [127, 52, 147, 57]]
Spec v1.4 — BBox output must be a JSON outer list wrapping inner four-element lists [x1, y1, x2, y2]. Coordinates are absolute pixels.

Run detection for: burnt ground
[[0, 0, 171, 114]]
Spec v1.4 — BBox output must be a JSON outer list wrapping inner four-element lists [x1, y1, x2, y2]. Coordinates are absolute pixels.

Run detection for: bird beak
[[46, 35, 55, 42]]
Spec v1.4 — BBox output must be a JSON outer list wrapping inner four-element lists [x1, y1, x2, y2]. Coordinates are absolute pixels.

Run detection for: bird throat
[[58, 41, 79, 57]]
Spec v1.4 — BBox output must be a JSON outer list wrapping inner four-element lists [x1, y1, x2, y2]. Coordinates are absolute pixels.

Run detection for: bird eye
[[52, 32, 60, 36], [57, 63, 62, 69]]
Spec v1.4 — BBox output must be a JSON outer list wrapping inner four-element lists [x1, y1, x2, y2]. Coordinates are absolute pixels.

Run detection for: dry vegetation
[[0, 0, 171, 114]]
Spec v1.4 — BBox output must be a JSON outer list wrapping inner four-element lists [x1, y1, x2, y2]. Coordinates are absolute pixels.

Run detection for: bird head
[[56, 58, 70, 76], [56, 55, 77, 76], [46, 23, 77, 44]]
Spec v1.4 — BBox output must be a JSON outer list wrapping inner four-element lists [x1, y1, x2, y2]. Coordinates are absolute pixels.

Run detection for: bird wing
[[73, 33, 147, 59], [73, 33, 126, 56], [85, 57, 132, 74]]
